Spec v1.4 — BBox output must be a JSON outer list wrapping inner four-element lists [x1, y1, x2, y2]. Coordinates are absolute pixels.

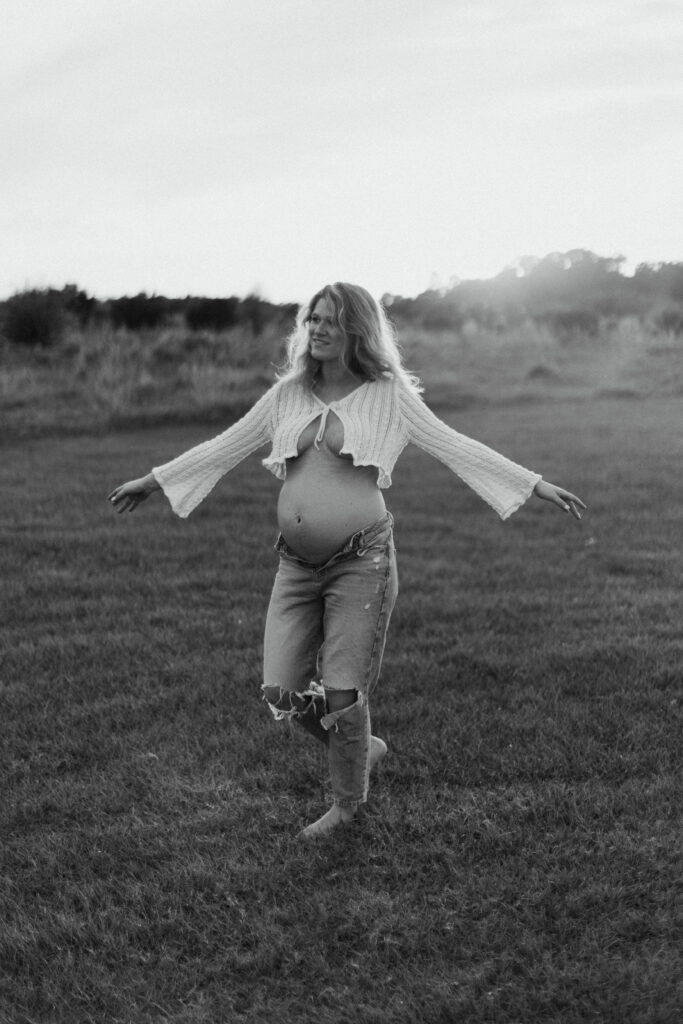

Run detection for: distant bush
[[654, 308, 683, 335], [1, 289, 65, 347], [237, 295, 267, 335], [109, 293, 168, 331], [539, 309, 600, 339], [61, 284, 97, 326], [185, 297, 239, 332]]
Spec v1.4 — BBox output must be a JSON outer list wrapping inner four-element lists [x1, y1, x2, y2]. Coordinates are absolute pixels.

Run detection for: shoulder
[[274, 376, 313, 404], [359, 375, 400, 411], [362, 375, 425, 407], [365, 374, 404, 399], [262, 376, 299, 403], [393, 378, 425, 411], [362, 377, 423, 433], [267, 376, 317, 418]]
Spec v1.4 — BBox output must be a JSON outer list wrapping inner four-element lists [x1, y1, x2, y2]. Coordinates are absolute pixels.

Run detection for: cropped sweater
[[152, 376, 542, 520]]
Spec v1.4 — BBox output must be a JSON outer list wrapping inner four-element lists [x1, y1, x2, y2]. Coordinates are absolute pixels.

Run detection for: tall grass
[[2, 317, 681, 439], [1, 394, 681, 1022], [0, 322, 285, 437]]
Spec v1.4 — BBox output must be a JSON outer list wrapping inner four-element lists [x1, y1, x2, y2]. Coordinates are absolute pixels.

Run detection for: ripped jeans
[[262, 512, 398, 809]]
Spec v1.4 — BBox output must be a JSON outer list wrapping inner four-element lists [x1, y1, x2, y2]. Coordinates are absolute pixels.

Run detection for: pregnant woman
[[109, 283, 585, 838]]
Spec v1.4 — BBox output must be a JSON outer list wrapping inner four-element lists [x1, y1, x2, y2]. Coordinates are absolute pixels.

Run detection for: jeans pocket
[[358, 528, 392, 558]]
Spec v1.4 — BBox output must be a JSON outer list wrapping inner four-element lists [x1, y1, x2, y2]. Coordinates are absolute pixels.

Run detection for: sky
[[2, 0, 682, 304]]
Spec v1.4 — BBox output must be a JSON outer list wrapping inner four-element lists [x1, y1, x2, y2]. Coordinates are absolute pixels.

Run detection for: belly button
[[295, 514, 302, 524]]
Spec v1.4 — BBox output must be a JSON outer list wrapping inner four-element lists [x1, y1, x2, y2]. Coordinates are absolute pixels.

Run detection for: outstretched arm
[[399, 387, 542, 519], [533, 480, 586, 520], [110, 382, 279, 519], [108, 472, 161, 513], [400, 388, 586, 521]]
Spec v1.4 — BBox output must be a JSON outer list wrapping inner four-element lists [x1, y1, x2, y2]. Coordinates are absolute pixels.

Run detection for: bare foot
[[370, 735, 387, 769], [299, 738, 387, 839], [299, 803, 357, 839]]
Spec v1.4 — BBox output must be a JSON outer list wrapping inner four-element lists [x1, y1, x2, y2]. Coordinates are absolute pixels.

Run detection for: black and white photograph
[[2, 1, 681, 1021]]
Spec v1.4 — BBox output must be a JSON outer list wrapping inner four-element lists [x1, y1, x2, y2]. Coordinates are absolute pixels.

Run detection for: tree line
[[0, 287, 298, 348], [2, 250, 682, 347], [385, 250, 683, 337]]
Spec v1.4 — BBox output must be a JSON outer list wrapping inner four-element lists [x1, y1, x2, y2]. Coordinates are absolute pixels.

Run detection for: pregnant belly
[[277, 449, 386, 564]]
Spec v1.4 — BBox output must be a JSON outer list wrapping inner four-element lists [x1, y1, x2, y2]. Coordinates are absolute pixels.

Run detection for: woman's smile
[[308, 297, 346, 362]]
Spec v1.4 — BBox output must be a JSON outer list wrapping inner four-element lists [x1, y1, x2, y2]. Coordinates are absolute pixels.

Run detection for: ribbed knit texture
[[152, 377, 541, 519]]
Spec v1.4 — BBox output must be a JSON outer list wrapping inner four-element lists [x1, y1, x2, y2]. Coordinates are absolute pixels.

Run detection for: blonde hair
[[278, 282, 422, 394]]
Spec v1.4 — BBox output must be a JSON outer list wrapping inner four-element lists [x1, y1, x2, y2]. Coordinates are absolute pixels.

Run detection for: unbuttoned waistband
[[274, 511, 394, 570]]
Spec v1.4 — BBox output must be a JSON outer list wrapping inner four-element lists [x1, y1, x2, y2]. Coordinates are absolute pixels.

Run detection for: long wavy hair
[[278, 282, 422, 394]]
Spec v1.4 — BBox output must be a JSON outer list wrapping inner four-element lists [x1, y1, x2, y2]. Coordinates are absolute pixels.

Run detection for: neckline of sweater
[[310, 379, 372, 408]]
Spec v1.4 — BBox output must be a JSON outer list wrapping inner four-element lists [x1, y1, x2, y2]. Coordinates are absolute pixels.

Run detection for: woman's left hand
[[533, 480, 586, 520]]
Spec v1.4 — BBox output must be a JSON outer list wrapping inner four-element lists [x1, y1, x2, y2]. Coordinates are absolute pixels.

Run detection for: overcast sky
[[2, 0, 681, 303]]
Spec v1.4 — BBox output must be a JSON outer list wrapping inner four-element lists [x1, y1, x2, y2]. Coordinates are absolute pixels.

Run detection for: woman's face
[[308, 298, 346, 364]]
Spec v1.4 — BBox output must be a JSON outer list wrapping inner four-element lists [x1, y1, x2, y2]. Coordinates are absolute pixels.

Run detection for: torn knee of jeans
[[261, 682, 325, 722], [320, 689, 365, 732]]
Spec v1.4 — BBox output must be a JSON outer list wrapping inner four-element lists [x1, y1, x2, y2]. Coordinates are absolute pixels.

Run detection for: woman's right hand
[[108, 473, 159, 514]]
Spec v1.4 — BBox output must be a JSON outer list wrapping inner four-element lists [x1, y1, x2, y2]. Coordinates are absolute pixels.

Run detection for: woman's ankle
[[299, 802, 357, 838]]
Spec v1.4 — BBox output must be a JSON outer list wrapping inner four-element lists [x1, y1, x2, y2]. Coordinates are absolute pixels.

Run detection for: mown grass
[[1, 395, 682, 1023]]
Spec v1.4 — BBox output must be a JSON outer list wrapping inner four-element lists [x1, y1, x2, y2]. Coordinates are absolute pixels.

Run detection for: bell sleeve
[[152, 383, 279, 518], [400, 389, 541, 519]]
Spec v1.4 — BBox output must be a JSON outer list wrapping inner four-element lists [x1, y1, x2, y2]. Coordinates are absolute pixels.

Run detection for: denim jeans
[[262, 512, 398, 809]]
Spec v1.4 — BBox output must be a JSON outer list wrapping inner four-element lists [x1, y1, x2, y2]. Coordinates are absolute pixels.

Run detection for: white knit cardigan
[[152, 377, 541, 520]]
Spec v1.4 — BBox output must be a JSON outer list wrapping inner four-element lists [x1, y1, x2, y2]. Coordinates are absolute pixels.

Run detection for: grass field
[[2, 392, 682, 1023]]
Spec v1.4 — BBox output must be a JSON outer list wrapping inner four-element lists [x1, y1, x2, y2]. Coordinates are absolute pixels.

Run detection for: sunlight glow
[[1, 0, 681, 302]]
